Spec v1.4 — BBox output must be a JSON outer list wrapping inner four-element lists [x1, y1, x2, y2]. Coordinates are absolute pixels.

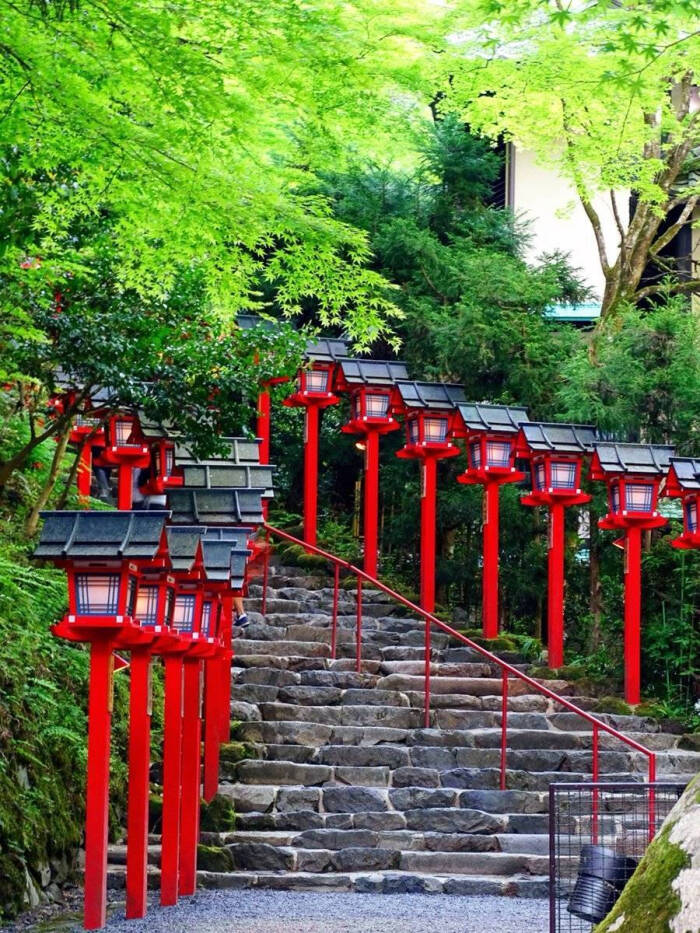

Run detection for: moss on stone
[[220, 741, 257, 763], [196, 844, 234, 873], [594, 821, 689, 932], [199, 794, 235, 833], [593, 696, 633, 716]]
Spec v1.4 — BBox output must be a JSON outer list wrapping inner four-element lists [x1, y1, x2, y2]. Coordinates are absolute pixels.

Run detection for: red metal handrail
[[262, 524, 657, 788]]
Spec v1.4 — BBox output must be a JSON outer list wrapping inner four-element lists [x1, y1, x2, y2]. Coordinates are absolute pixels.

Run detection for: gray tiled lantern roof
[[305, 337, 350, 362], [457, 402, 529, 434], [669, 457, 700, 491], [202, 541, 251, 586], [395, 381, 466, 411], [592, 442, 675, 476], [165, 525, 205, 572], [167, 489, 264, 525], [520, 422, 597, 453], [338, 359, 409, 386], [34, 510, 169, 560], [203, 526, 254, 548], [174, 437, 264, 467], [137, 414, 176, 439], [180, 464, 275, 500]]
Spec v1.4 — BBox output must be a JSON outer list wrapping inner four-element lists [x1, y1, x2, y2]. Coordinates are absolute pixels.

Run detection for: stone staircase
[[109, 560, 700, 896]]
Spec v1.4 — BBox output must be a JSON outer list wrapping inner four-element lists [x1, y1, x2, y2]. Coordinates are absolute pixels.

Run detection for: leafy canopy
[[0, 0, 438, 344]]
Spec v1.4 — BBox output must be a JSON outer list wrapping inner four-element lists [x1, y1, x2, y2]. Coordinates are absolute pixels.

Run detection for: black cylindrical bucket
[[568, 845, 638, 923]]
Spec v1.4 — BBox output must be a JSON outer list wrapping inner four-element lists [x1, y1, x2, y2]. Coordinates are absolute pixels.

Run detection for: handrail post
[[331, 564, 340, 660], [592, 725, 599, 844], [500, 671, 508, 790], [424, 618, 431, 729], [355, 577, 363, 674], [261, 527, 270, 617], [648, 754, 657, 843]]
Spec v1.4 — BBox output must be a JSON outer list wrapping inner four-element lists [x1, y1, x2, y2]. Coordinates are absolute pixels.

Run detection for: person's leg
[[233, 596, 248, 629]]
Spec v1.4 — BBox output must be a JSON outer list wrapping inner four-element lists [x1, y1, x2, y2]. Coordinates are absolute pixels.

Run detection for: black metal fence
[[549, 782, 687, 933]]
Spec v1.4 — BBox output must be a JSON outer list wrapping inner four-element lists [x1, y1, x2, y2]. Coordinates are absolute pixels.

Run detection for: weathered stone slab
[[318, 745, 410, 769], [275, 788, 321, 813], [229, 843, 295, 871], [334, 766, 391, 787], [277, 685, 344, 706], [404, 808, 505, 834], [322, 786, 389, 813], [218, 784, 276, 813], [236, 760, 332, 786], [389, 788, 458, 811], [391, 767, 440, 788], [331, 847, 399, 872], [292, 829, 380, 850], [341, 688, 409, 708]]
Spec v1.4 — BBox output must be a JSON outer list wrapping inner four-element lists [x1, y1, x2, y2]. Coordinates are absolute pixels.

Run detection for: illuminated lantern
[[33, 510, 169, 930], [338, 359, 408, 576], [663, 457, 700, 549], [284, 337, 348, 544], [395, 381, 465, 612], [518, 423, 596, 668], [590, 442, 674, 704], [455, 403, 529, 639], [95, 413, 150, 509]]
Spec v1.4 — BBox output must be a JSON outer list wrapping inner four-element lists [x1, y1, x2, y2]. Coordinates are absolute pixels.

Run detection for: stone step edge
[[105, 866, 551, 896]]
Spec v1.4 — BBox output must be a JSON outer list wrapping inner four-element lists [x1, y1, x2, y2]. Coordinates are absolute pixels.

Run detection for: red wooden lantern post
[[33, 511, 169, 930], [94, 414, 150, 510], [198, 528, 251, 802], [590, 442, 674, 704], [455, 404, 528, 639], [663, 457, 700, 550], [395, 382, 464, 612], [518, 423, 596, 669], [284, 357, 341, 545], [49, 386, 107, 501], [123, 564, 180, 920], [338, 360, 408, 576]]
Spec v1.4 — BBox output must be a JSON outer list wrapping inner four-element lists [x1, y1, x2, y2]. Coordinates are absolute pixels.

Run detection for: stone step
[[233, 639, 332, 659], [379, 660, 497, 677], [105, 865, 552, 898], [234, 804, 549, 836]]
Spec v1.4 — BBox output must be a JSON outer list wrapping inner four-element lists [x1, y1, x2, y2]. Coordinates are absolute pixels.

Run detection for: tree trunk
[[25, 426, 71, 536]]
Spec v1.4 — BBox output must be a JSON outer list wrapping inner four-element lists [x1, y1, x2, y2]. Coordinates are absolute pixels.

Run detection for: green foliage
[[199, 795, 236, 834], [196, 844, 234, 873], [0, 1, 435, 346]]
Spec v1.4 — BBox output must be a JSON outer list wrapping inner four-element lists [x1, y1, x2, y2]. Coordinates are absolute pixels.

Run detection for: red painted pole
[[303, 404, 320, 546], [179, 660, 202, 897], [424, 619, 431, 729], [83, 640, 114, 931], [258, 387, 271, 519], [218, 595, 233, 745], [202, 658, 220, 803], [160, 656, 184, 906], [420, 456, 437, 613], [363, 430, 380, 577], [117, 463, 133, 511], [126, 650, 152, 920], [624, 526, 643, 705], [77, 445, 92, 501], [547, 503, 566, 669], [257, 388, 271, 465], [482, 480, 500, 639]]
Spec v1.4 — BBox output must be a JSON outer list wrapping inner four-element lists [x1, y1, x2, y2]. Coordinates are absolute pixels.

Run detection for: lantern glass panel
[[126, 575, 138, 616], [469, 441, 482, 469], [305, 369, 329, 393], [165, 587, 176, 625], [611, 483, 621, 513], [75, 573, 121, 615], [201, 601, 212, 637], [424, 417, 448, 444], [353, 396, 362, 419], [365, 393, 389, 418], [625, 483, 653, 512], [172, 593, 196, 633], [114, 419, 134, 446], [165, 448, 174, 475], [408, 418, 420, 444], [135, 584, 160, 626], [75, 413, 98, 428], [550, 460, 577, 489], [486, 440, 511, 468], [685, 500, 698, 532], [534, 462, 546, 490]]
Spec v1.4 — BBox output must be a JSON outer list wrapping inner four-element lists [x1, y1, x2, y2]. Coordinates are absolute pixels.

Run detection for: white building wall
[[510, 148, 628, 307]]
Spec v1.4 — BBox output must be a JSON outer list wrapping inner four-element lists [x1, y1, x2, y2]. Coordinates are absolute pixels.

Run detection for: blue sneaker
[[234, 613, 249, 630]]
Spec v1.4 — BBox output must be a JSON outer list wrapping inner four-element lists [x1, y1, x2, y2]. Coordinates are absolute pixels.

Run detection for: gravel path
[[68, 890, 551, 933]]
